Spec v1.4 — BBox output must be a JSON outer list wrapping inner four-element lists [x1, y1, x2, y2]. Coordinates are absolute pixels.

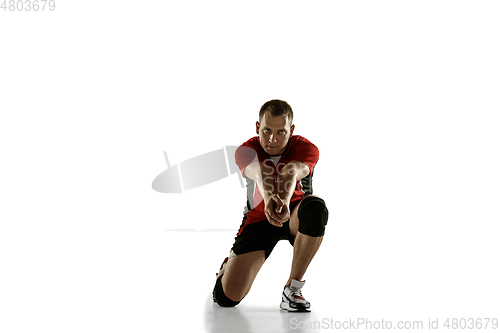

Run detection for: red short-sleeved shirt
[[235, 135, 320, 227]]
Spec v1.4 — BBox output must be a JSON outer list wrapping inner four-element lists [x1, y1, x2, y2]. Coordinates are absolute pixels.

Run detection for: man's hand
[[264, 192, 290, 227]]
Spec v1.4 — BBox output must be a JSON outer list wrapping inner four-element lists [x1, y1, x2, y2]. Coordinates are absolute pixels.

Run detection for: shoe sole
[[280, 295, 311, 312]]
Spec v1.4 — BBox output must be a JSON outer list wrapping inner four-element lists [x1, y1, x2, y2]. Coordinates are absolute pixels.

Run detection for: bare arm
[[244, 161, 275, 198], [277, 160, 310, 207], [244, 161, 287, 227]]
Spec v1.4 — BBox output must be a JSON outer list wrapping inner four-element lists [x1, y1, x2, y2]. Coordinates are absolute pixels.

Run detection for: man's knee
[[297, 196, 329, 237], [212, 275, 242, 307]]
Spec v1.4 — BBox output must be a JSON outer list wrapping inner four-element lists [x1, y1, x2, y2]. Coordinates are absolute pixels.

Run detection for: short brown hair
[[259, 99, 293, 124]]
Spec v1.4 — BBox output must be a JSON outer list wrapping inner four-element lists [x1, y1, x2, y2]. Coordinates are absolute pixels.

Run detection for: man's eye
[[279, 130, 285, 134]]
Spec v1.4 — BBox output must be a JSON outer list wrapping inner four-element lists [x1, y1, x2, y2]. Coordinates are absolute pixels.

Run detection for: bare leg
[[286, 195, 323, 286], [219, 250, 266, 302], [286, 233, 322, 286]]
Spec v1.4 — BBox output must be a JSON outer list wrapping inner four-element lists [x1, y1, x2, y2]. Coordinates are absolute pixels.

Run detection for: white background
[[1, 1, 499, 332]]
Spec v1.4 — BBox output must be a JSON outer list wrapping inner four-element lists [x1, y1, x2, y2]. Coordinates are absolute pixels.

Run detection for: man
[[212, 99, 329, 312]]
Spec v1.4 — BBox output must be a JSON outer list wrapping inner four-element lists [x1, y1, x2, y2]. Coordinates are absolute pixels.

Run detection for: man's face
[[256, 112, 295, 155]]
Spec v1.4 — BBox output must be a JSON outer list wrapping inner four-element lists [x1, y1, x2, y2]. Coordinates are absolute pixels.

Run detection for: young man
[[212, 99, 329, 312]]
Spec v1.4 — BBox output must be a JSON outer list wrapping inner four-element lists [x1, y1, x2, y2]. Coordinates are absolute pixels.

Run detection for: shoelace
[[290, 286, 304, 299]]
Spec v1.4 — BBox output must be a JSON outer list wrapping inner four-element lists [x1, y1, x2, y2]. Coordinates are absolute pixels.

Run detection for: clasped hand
[[264, 192, 290, 227]]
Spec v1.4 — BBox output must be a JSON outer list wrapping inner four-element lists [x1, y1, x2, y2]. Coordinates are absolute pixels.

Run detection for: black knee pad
[[298, 196, 329, 237], [212, 275, 241, 307]]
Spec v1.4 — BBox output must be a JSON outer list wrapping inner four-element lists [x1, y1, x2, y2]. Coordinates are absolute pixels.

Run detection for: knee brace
[[212, 275, 241, 307], [298, 196, 329, 237]]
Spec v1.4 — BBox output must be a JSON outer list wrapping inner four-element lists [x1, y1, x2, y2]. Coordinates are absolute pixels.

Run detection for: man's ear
[[290, 124, 295, 136], [256, 121, 260, 135]]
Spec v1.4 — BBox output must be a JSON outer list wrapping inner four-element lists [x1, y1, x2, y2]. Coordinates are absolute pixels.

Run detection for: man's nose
[[269, 134, 276, 142]]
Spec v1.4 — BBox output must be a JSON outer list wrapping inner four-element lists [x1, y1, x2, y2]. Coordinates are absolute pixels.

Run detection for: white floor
[[166, 228, 499, 333], [2, 208, 499, 333]]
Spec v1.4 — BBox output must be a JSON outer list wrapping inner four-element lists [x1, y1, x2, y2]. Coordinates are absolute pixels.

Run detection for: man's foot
[[215, 257, 229, 279], [213, 257, 229, 303], [280, 279, 311, 312]]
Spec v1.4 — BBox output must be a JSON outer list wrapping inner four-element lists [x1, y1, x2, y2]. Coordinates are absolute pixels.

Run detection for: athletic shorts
[[230, 215, 295, 260]]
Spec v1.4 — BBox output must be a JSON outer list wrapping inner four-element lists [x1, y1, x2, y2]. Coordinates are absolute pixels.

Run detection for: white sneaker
[[280, 279, 311, 312]]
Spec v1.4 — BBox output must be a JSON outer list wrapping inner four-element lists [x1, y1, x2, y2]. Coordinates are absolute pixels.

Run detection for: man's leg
[[279, 195, 328, 311], [213, 250, 265, 306], [286, 195, 328, 286]]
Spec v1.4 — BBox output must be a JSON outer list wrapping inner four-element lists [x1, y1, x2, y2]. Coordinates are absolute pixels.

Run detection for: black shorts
[[231, 215, 295, 260]]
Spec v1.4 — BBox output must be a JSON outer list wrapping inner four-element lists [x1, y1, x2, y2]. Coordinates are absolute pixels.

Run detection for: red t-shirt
[[235, 135, 320, 227]]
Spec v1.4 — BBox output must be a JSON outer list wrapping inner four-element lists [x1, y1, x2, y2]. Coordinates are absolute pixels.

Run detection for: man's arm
[[277, 160, 310, 207], [244, 161, 287, 227]]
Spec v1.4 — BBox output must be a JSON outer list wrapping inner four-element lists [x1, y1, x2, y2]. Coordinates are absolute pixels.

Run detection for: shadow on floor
[[204, 295, 321, 333]]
